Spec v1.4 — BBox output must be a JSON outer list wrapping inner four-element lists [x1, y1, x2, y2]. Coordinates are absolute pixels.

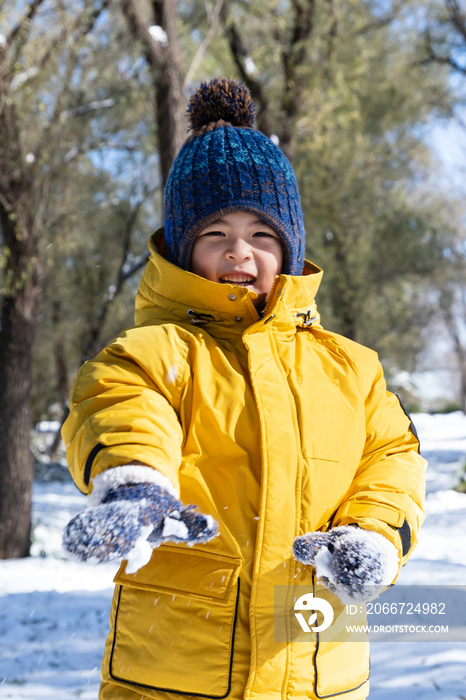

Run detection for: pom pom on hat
[[187, 77, 256, 130]]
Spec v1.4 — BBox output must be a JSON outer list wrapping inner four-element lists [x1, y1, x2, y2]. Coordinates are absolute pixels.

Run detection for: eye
[[253, 231, 277, 238], [200, 230, 225, 237]]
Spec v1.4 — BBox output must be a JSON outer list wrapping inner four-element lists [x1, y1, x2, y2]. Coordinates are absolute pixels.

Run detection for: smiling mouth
[[219, 275, 256, 286]]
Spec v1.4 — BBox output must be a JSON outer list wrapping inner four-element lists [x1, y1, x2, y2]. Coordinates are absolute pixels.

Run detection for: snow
[[148, 25, 168, 46], [35, 421, 61, 433], [312, 527, 400, 604], [161, 515, 189, 540], [124, 525, 154, 574], [88, 464, 179, 505], [244, 57, 258, 76], [1, 413, 466, 698], [369, 412, 466, 699]]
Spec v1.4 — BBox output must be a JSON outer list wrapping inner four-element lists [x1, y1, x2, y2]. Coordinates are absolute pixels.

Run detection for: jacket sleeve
[[61, 325, 189, 495], [331, 357, 426, 579]]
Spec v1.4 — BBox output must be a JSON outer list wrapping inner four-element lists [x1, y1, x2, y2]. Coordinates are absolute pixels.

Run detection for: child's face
[[191, 211, 283, 310]]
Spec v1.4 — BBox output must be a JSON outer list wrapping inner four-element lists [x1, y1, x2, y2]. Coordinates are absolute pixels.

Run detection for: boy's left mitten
[[292, 525, 399, 604], [63, 466, 218, 574]]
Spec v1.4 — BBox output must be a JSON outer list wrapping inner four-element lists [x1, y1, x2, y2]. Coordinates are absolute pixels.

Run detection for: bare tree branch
[[280, 0, 316, 160], [81, 198, 148, 363], [356, 0, 405, 35], [61, 98, 115, 119], [220, 2, 273, 136], [446, 0, 466, 43], [420, 4, 466, 75], [421, 50, 466, 76], [222, 0, 316, 157], [119, 251, 150, 282], [431, 94, 466, 136], [120, 0, 185, 188], [32, 69, 77, 172], [183, 0, 224, 91], [120, 0, 164, 67], [36, 0, 113, 73], [62, 137, 140, 164], [4, 0, 47, 51], [33, 1, 114, 167]]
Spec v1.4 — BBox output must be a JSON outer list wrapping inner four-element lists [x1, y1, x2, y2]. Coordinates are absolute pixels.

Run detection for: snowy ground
[[1, 414, 466, 699]]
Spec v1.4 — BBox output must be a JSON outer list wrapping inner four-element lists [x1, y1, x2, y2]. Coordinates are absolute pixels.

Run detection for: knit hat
[[164, 77, 306, 276]]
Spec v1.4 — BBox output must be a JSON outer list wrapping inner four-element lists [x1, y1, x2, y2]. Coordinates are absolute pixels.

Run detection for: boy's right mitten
[[63, 466, 218, 574]]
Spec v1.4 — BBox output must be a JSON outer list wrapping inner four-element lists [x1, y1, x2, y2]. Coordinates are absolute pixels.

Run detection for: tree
[[1, 0, 458, 563], [220, 0, 316, 161], [417, 0, 466, 409], [37, 0, 457, 414], [33, 0, 187, 454], [422, 0, 466, 77], [0, 0, 112, 558], [120, 0, 185, 189], [210, 0, 453, 363]]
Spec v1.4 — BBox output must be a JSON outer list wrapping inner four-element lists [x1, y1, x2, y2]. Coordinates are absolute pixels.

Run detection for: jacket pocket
[[312, 583, 370, 698], [108, 545, 242, 698]]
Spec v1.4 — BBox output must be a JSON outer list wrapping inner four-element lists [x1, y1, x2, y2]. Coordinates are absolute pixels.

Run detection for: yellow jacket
[[63, 231, 426, 700]]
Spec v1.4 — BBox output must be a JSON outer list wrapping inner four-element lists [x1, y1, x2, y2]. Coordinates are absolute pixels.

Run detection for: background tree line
[[1, 0, 466, 558]]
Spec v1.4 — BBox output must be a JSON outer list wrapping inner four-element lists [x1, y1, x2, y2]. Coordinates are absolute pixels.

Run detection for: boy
[[62, 77, 426, 700]]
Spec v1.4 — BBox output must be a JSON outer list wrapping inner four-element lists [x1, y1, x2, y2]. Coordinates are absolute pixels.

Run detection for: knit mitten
[[292, 526, 399, 604], [63, 469, 218, 574]]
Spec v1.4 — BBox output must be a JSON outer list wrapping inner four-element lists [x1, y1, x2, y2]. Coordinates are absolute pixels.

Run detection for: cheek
[[256, 251, 282, 289], [191, 242, 217, 279], [190, 243, 202, 274], [266, 243, 283, 277], [275, 246, 284, 274]]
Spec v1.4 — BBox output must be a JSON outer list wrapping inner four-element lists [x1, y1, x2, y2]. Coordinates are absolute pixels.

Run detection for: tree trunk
[[460, 360, 466, 414], [442, 303, 466, 414], [0, 216, 41, 558], [280, 0, 316, 162], [47, 301, 69, 462], [121, 0, 185, 189], [152, 0, 185, 188], [0, 82, 41, 558], [0, 0, 115, 557], [52, 301, 69, 408]]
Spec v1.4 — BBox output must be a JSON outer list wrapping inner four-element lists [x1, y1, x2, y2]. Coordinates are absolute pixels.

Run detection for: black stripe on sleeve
[[83, 443, 106, 487], [398, 518, 412, 557], [396, 395, 421, 454]]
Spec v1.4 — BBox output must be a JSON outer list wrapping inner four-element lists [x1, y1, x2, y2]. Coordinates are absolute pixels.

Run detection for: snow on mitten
[[63, 466, 218, 574], [292, 525, 399, 604]]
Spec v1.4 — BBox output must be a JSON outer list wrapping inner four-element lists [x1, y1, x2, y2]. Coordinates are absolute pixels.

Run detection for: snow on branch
[[148, 25, 169, 46], [61, 99, 115, 119]]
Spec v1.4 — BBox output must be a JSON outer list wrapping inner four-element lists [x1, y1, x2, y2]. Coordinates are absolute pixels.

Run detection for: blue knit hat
[[164, 78, 306, 275]]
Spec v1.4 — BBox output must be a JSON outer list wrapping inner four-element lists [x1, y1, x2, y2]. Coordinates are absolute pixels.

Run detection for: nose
[[225, 237, 252, 262]]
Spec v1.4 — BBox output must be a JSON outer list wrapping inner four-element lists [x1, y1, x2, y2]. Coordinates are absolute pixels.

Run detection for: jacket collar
[[135, 229, 324, 338]]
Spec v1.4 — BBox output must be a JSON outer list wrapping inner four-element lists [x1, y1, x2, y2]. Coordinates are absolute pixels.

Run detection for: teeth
[[220, 277, 255, 284]]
